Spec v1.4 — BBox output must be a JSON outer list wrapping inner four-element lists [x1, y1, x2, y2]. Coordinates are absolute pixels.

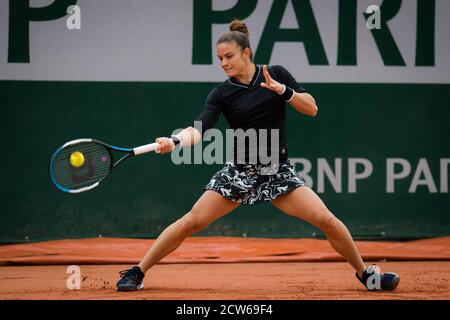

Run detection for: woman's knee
[[316, 208, 340, 233], [178, 210, 208, 235]]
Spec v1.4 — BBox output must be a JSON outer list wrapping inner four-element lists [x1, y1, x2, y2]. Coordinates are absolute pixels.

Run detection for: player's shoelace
[[119, 268, 142, 280]]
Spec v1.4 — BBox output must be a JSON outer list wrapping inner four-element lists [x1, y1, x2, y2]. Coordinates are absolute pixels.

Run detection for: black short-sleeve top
[[195, 64, 306, 164]]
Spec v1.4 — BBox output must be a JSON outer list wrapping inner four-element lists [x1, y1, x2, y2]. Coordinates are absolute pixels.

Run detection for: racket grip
[[133, 143, 159, 155]]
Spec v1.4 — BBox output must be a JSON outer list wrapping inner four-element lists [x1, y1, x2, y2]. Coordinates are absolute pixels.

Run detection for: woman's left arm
[[261, 65, 318, 117], [287, 91, 318, 117]]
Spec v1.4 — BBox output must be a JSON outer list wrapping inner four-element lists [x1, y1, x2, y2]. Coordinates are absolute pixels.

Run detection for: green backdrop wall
[[1, 81, 449, 242]]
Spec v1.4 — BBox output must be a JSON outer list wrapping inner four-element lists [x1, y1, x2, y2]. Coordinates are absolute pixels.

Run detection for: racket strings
[[52, 142, 112, 190]]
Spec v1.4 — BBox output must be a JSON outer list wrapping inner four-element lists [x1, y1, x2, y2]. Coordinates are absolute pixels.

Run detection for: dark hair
[[217, 20, 252, 60]]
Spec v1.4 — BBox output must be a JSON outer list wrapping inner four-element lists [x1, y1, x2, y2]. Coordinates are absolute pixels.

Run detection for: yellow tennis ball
[[70, 151, 85, 168]]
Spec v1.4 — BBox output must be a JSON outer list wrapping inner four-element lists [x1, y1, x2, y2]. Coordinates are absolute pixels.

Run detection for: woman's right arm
[[155, 87, 222, 154], [155, 126, 202, 154]]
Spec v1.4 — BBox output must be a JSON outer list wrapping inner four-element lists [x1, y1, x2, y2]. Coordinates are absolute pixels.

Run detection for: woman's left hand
[[260, 65, 285, 95]]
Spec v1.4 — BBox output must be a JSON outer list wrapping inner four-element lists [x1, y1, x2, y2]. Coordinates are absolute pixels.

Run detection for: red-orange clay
[[1, 262, 450, 300], [0, 237, 449, 299]]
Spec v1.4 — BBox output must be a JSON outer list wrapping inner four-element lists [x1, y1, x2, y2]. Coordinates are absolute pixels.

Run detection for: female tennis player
[[116, 20, 399, 292]]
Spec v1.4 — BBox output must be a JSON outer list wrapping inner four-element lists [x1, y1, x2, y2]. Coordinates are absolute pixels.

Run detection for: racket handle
[[133, 143, 159, 156]]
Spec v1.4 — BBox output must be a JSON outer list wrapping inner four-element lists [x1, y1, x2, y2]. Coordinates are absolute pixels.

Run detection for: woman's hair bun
[[229, 19, 249, 37]]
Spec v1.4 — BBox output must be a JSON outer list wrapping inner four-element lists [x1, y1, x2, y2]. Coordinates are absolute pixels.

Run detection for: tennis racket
[[49, 138, 160, 193]]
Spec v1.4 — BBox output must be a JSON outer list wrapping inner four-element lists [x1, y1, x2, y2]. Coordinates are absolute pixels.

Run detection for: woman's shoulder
[[266, 64, 285, 69], [266, 64, 290, 75], [206, 83, 224, 101]]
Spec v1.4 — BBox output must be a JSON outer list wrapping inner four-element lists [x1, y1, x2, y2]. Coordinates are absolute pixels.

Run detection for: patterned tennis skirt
[[203, 161, 306, 205]]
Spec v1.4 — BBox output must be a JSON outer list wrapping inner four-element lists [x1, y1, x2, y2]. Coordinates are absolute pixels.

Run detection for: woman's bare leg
[[272, 186, 366, 276], [138, 191, 239, 272]]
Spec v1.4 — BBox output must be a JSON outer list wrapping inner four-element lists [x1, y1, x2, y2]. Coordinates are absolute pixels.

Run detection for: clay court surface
[[1, 262, 450, 300], [1, 237, 450, 300]]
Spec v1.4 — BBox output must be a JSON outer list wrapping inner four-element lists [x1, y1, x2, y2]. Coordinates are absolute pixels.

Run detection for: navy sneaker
[[356, 264, 400, 291], [116, 266, 145, 291]]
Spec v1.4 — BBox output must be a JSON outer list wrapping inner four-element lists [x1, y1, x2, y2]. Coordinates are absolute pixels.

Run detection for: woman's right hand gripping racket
[[49, 138, 162, 193]]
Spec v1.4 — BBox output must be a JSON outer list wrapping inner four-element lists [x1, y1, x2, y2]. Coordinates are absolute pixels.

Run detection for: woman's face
[[216, 41, 251, 78]]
